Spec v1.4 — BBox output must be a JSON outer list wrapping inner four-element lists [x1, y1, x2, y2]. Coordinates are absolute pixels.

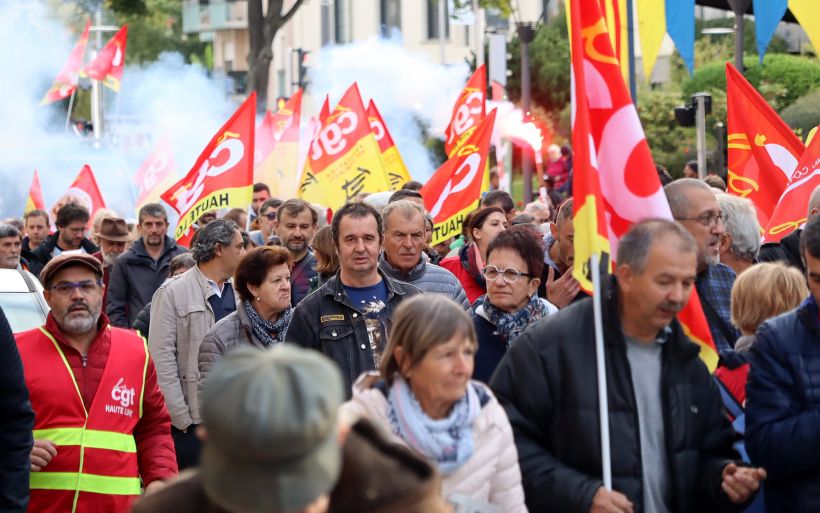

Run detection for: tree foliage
[[113, 0, 207, 64], [780, 90, 820, 140]]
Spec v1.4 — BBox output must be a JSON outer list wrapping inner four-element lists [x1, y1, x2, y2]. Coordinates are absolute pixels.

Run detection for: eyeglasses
[[49, 280, 102, 296], [482, 265, 531, 283], [263, 212, 278, 221], [676, 212, 724, 227]]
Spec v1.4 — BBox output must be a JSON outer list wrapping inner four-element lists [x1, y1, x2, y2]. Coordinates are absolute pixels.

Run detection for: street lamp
[[517, 22, 536, 203]]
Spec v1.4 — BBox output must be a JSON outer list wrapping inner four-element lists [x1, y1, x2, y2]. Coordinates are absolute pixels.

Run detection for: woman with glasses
[[198, 246, 293, 389], [441, 207, 508, 304], [471, 227, 557, 382], [342, 294, 528, 513]]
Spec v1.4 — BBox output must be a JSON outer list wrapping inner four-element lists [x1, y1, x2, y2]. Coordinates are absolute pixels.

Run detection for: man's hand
[[31, 439, 57, 471], [546, 266, 581, 308], [144, 480, 166, 496], [722, 463, 766, 503], [590, 487, 634, 513]]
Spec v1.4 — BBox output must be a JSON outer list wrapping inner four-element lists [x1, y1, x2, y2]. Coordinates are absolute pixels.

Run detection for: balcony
[[182, 0, 248, 34]]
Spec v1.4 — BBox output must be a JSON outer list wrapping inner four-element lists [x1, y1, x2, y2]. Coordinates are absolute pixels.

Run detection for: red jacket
[[36, 313, 178, 485], [440, 244, 486, 304]]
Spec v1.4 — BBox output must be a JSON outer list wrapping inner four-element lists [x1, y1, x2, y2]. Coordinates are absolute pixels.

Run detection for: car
[[0, 268, 49, 333]]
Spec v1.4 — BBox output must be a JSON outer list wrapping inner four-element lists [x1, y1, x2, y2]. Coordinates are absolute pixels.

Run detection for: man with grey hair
[[523, 200, 551, 225], [717, 195, 760, 276], [107, 203, 188, 328], [378, 200, 469, 310], [665, 178, 740, 358], [491, 219, 765, 513], [0, 224, 25, 270], [759, 184, 820, 274], [149, 219, 245, 470]]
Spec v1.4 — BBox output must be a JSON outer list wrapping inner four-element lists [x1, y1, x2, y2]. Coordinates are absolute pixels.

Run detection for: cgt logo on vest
[[106, 378, 135, 417]]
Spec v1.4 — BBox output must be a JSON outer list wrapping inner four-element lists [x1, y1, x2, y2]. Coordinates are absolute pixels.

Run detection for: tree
[[247, 0, 306, 111]]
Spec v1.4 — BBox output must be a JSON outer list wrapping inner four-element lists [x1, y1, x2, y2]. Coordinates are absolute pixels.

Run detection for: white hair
[[718, 194, 761, 262]]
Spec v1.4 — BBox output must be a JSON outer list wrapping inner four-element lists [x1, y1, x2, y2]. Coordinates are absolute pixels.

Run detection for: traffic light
[[296, 48, 309, 90]]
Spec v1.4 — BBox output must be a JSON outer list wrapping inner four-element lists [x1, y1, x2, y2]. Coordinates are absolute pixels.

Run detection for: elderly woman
[[198, 246, 293, 386], [471, 228, 557, 382], [342, 294, 528, 513], [441, 207, 508, 303], [715, 262, 808, 406]]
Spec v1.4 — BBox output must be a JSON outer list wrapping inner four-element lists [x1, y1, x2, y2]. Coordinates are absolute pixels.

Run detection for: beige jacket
[[148, 266, 239, 429], [342, 373, 528, 513]]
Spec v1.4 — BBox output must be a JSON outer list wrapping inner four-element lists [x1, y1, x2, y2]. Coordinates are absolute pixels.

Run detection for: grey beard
[[102, 252, 119, 266], [58, 304, 102, 334]]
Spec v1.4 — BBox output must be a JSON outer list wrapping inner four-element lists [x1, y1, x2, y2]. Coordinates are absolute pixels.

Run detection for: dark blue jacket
[[746, 295, 820, 513], [471, 310, 506, 384]]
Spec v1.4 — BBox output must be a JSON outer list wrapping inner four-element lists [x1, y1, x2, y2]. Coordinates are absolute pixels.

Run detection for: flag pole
[[591, 252, 612, 489], [64, 89, 77, 132]]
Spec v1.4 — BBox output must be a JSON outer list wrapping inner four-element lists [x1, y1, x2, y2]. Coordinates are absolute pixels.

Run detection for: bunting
[[40, 20, 91, 105]]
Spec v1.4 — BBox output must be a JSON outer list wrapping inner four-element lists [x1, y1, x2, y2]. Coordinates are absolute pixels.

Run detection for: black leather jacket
[[285, 270, 420, 396]]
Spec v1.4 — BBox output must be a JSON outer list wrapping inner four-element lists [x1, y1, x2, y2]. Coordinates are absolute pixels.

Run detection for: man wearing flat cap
[[133, 345, 452, 513], [15, 253, 178, 513], [91, 217, 134, 310]]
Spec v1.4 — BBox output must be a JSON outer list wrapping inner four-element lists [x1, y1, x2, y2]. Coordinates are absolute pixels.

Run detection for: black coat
[[758, 228, 803, 274], [29, 232, 99, 279], [0, 306, 34, 512], [285, 270, 420, 396], [106, 237, 188, 328], [489, 281, 748, 513]]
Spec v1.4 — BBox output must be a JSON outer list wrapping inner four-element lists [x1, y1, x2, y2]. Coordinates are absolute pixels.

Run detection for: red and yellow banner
[[84, 25, 128, 92], [367, 100, 411, 190], [134, 139, 177, 210], [161, 93, 256, 245], [726, 62, 804, 229], [40, 20, 91, 105], [569, 0, 718, 372], [255, 90, 302, 197], [764, 126, 820, 243], [444, 65, 486, 157], [25, 170, 45, 214], [318, 95, 330, 125], [298, 84, 391, 210], [422, 109, 497, 246]]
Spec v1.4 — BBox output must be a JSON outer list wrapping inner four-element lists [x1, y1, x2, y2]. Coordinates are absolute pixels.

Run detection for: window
[[380, 0, 401, 37], [427, 0, 450, 40], [334, 0, 352, 44]]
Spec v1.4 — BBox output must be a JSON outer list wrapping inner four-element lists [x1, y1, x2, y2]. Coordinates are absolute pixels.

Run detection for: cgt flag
[[63, 165, 107, 228], [83, 25, 128, 92], [726, 62, 804, 229], [367, 100, 411, 190], [25, 170, 46, 214], [569, 0, 718, 371], [422, 109, 497, 247], [255, 90, 303, 197], [40, 20, 91, 105], [161, 93, 256, 246], [298, 83, 391, 211], [764, 126, 820, 243], [444, 65, 486, 157], [134, 139, 177, 210]]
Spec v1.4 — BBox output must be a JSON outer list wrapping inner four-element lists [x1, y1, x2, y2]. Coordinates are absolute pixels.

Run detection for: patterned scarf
[[481, 293, 549, 346], [243, 299, 293, 348], [387, 375, 480, 475]]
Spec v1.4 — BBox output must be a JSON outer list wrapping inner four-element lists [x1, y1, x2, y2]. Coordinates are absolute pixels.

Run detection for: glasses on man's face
[[676, 211, 724, 227], [50, 280, 102, 296], [482, 265, 531, 283], [263, 212, 278, 221]]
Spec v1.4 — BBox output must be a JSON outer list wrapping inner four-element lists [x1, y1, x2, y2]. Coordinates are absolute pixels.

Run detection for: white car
[[0, 269, 49, 333]]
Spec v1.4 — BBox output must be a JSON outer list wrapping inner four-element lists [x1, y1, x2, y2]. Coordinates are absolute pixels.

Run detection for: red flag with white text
[[134, 139, 177, 209], [40, 20, 91, 105], [422, 109, 497, 246], [84, 25, 128, 91], [367, 100, 411, 190], [160, 93, 256, 246], [444, 65, 486, 157], [62, 165, 107, 227], [726, 62, 804, 229], [255, 90, 302, 196], [569, 0, 718, 372]]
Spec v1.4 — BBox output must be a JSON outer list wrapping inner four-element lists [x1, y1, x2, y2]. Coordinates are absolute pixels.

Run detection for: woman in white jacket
[[341, 294, 528, 513]]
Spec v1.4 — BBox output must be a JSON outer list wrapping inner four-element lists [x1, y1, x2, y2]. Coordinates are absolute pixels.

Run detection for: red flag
[[726, 62, 804, 229], [367, 100, 411, 189], [161, 93, 256, 246], [256, 90, 303, 197], [444, 65, 486, 157], [25, 170, 45, 214], [422, 109, 497, 246], [62, 165, 107, 227], [255, 89, 303, 169], [318, 95, 331, 125], [254, 111, 277, 168], [40, 20, 91, 105], [569, 0, 718, 371], [763, 126, 820, 242], [134, 139, 177, 209], [84, 25, 128, 91]]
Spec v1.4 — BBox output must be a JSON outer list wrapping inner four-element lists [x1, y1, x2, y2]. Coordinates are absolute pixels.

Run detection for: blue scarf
[[481, 293, 549, 346], [242, 299, 293, 348], [387, 375, 480, 475]]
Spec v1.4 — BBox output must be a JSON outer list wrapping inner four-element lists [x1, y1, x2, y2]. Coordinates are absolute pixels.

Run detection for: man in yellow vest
[[17, 253, 177, 513]]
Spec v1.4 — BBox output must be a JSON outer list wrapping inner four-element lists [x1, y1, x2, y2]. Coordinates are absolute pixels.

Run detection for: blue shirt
[[343, 280, 388, 314], [696, 263, 741, 357]]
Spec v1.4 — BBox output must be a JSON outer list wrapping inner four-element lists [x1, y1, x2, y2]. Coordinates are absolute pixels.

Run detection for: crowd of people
[[1, 164, 819, 513]]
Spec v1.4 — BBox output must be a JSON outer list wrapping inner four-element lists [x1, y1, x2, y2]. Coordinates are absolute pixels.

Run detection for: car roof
[[0, 269, 41, 293]]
